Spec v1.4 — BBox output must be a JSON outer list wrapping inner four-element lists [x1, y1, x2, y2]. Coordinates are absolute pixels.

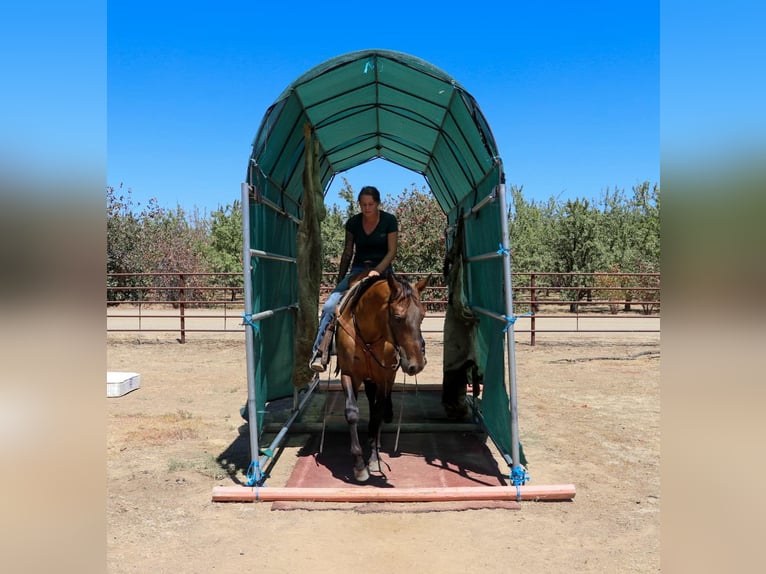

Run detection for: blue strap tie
[[246, 460, 262, 486], [242, 313, 260, 332], [496, 244, 510, 256], [502, 311, 533, 333], [511, 466, 530, 500]]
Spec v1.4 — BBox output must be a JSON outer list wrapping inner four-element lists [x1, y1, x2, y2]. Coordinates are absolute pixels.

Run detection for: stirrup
[[311, 321, 334, 373], [309, 352, 326, 373]]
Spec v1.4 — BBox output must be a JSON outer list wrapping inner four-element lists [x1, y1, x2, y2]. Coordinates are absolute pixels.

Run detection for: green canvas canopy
[[248, 49, 503, 216], [241, 49, 525, 485]]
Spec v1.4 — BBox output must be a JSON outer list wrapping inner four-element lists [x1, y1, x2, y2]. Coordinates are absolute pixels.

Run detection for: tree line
[[107, 180, 659, 305]]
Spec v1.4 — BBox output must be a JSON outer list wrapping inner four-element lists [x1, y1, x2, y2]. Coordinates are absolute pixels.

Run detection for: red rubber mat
[[271, 390, 520, 511]]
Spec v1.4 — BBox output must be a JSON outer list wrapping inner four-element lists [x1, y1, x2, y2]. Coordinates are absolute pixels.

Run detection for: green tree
[[106, 184, 211, 303], [107, 184, 148, 301], [593, 181, 660, 274], [337, 177, 357, 220], [320, 204, 347, 278], [205, 201, 243, 300], [319, 178, 355, 280], [389, 184, 445, 274], [508, 185, 556, 272], [551, 198, 599, 273], [207, 201, 242, 271], [136, 200, 210, 302], [549, 198, 600, 310], [630, 181, 660, 272], [629, 182, 660, 313], [107, 184, 139, 274], [595, 186, 635, 271], [591, 182, 660, 311]]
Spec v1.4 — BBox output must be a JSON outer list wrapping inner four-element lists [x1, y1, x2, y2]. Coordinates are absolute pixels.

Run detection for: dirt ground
[[106, 328, 659, 573]]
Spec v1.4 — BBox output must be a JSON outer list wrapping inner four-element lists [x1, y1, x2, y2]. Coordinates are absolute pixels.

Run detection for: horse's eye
[[393, 315, 403, 323]]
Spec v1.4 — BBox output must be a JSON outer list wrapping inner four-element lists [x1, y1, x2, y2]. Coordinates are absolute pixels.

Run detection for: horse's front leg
[[341, 373, 369, 482], [364, 380, 387, 474]]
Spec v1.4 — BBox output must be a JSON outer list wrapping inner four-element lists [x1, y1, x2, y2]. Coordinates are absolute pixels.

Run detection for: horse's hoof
[[354, 466, 370, 482], [368, 457, 381, 473]]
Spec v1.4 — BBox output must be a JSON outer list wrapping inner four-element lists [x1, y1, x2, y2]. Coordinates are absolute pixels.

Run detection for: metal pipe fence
[[107, 271, 660, 345]]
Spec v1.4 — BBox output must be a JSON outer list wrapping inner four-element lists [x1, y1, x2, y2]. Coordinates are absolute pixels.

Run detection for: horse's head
[[387, 273, 430, 376]]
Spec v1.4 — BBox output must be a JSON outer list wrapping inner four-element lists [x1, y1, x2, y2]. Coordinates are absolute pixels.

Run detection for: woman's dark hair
[[358, 186, 381, 203]]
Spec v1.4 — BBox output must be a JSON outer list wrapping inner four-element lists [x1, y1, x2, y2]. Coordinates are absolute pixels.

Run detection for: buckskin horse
[[334, 272, 430, 482]]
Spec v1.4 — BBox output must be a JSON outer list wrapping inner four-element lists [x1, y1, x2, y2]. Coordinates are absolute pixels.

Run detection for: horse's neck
[[354, 285, 390, 338]]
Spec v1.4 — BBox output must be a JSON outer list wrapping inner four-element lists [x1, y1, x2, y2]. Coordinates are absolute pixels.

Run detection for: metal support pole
[[257, 376, 321, 472], [241, 182, 263, 484], [496, 183, 524, 482], [463, 190, 496, 218], [249, 248, 297, 263], [465, 251, 503, 264]]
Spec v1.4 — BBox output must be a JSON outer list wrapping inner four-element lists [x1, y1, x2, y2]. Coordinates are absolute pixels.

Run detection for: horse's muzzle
[[401, 356, 426, 376]]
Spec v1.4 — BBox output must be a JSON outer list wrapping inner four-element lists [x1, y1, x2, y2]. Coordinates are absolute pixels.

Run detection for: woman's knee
[[323, 292, 340, 313]]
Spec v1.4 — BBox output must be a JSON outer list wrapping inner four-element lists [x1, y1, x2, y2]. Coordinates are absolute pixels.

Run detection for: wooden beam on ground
[[262, 422, 480, 433], [211, 484, 576, 503], [310, 381, 452, 392]]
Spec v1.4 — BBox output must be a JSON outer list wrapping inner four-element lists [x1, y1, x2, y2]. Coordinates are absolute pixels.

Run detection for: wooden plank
[[212, 484, 576, 503], [262, 422, 480, 433]]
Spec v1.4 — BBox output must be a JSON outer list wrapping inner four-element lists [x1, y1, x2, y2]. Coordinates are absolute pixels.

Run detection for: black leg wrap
[[442, 366, 469, 420], [383, 393, 393, 424]]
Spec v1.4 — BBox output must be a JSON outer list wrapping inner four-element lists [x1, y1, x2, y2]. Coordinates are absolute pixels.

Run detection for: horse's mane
[[341, 275, 388, 314], [391, 276, 414, 302]]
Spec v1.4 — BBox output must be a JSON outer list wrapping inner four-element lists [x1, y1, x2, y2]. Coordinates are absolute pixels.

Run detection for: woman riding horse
[[334, 271, 430, 481], [309, 185, 398, 372]]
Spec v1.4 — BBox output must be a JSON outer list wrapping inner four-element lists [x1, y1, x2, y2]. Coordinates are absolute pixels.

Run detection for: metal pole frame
[[241, 182, 264, 485], [240, 180, 314, 487], [496, 182, 526, 485], [450, 180, 526, 485]]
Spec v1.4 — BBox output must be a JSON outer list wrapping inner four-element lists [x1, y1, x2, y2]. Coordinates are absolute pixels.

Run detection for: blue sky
[[107, 1, 659, 215]]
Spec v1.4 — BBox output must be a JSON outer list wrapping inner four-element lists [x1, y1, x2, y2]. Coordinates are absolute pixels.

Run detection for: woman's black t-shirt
[[345, 210, 398, 268]]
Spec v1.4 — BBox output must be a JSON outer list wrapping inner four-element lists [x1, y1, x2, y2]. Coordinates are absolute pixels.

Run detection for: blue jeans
[[311, 266, 391, 354]]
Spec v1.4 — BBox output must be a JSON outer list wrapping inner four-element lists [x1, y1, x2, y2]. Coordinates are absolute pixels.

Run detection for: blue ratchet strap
[[501, 314, 516, 333], [511, 466, 530, 501], [241, 313, 260, 333], [246, 460, 262, 487], [502, 311, 533, 333]]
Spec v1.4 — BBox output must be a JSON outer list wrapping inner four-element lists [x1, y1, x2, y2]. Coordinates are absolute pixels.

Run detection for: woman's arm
[[337, 230, 354, 283]]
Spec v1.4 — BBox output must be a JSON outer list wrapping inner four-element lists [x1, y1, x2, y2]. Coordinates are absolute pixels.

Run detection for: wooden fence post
[[179, 273, 186, 344], [530, 272, 536, 347]]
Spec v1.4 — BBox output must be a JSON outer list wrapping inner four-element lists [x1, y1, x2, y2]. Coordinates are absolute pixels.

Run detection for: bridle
[[350, 311, 400, 372], [336, 277, 418, 374]]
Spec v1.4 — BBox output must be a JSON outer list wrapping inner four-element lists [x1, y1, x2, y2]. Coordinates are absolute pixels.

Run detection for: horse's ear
[[414, 274, 431, 294], [386, 272, 400, 294]]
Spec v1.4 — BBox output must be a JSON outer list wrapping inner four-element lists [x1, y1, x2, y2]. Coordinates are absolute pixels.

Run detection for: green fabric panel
[[302, 83, 377, 123], [478, 324, 511, 456], [478, 328, 526, 466], [456, 170, 521, 461], [249, 201, 298, 413]]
